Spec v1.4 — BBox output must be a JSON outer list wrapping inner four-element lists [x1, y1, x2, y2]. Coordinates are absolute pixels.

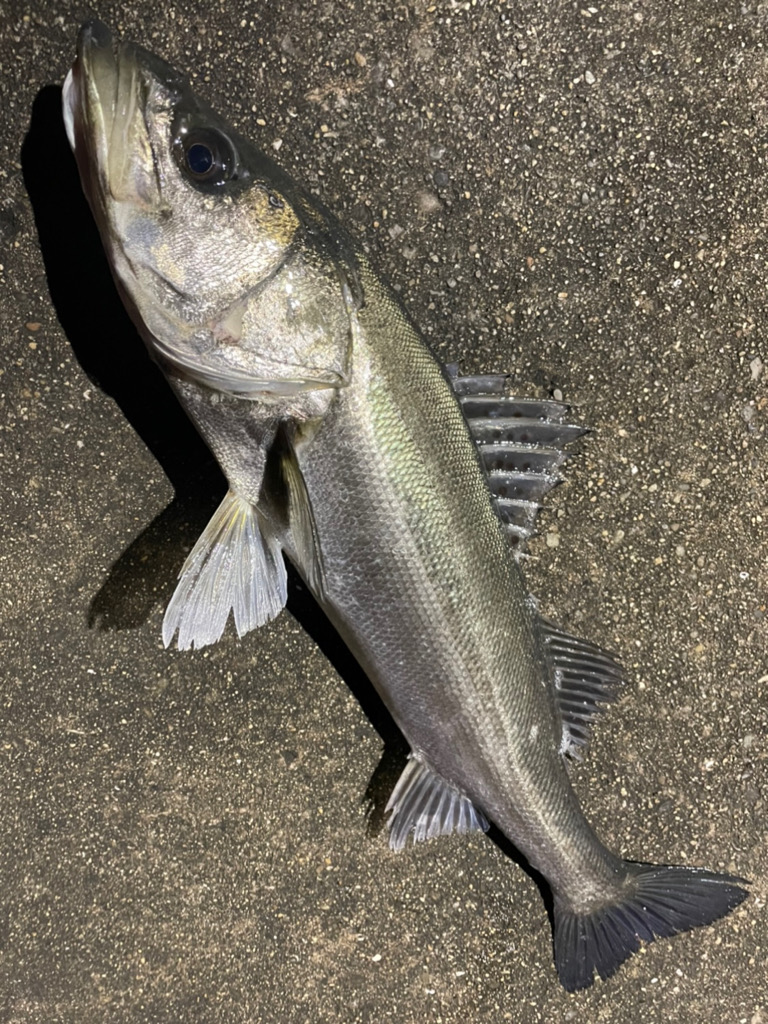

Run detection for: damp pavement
[[1, 3, 766, 1022]]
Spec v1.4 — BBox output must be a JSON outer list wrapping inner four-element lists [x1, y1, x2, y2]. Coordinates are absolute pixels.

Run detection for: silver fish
[[62, 21, 747, 990]]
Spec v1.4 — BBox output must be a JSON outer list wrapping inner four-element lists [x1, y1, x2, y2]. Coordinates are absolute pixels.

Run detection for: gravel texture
[[1, 2, 765, 1022]]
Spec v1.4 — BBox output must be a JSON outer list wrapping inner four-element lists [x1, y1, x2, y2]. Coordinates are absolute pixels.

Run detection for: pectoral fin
[[281, 444, 326, 599], [163, 490, 287, 650]]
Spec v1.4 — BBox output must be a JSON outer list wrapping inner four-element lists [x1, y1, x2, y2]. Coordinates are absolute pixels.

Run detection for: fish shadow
[[21, 83, 404, 819], [22, 85, 225, 627], [486, 826, 555, 934], [284, 566, 410, 833], [24, 85, 556, 923]]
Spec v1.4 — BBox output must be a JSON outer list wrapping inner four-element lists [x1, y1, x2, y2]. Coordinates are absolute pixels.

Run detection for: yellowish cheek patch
[[242, 189, 300, 249]]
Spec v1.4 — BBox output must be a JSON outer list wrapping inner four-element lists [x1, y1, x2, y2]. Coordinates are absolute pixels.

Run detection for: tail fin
[[554, 863, 748, 991]]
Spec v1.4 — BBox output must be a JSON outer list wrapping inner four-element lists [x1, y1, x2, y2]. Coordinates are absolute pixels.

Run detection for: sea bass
[[62, 21, 747, 990]]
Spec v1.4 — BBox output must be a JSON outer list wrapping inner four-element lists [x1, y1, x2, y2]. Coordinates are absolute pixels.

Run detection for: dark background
[[1, 2, 765, 1021]]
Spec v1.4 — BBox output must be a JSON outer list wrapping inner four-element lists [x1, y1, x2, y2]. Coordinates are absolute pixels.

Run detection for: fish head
[[63, 21, 352, 400]]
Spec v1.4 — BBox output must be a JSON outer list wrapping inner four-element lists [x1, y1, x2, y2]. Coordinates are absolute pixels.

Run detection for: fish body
[[62, 21, 747, 990], [285, 263, 606, 886]]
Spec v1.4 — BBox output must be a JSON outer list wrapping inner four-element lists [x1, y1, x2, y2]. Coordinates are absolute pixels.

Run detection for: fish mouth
[[62, 20, 182, 209], [62, 21, 116, 153]]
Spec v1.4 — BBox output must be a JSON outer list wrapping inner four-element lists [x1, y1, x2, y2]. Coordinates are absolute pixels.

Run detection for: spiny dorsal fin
[[448, 369, 586, 554], [163, 490, 287, 650], [538, 618, 624, 758], [385, 754, 489, 851]]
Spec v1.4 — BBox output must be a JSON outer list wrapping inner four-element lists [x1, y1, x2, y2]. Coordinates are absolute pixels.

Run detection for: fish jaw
[[63, 21, 164, 211], [62, 21, 219, 370]]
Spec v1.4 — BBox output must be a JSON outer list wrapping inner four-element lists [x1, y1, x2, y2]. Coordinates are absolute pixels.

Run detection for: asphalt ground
[[1, 2, 766, 1021]]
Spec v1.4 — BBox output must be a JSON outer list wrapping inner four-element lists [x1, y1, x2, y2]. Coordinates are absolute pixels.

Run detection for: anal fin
[[385, 754, 489, 851], [163, 490, 287, 650]]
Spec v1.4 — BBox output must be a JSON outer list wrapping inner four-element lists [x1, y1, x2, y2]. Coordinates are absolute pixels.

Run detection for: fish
[[61, 20, 747, 991]]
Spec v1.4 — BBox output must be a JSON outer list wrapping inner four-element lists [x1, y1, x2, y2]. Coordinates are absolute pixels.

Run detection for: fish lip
[[76, 18, 116, 71]]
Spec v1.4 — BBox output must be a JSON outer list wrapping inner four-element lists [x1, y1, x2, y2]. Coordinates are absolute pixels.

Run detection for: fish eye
[[187, 143, 215, 176], [175, 128, 237, 189]]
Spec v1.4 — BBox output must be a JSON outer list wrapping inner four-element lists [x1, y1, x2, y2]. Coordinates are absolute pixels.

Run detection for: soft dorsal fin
[[385, 754, 489, 851], [163, 490, 287, 650], [448, 369, 586, 554], [538, 617, 624, 758]]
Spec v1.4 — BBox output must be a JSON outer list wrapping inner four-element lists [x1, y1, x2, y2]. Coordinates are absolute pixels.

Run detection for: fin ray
[[554, 863, 748, 991], [385, 755, 489, 852], [281, 443, 326, 598], [539, 618, 624, 757], [448, 371, 585, 554], [163, 490, 287, 650]]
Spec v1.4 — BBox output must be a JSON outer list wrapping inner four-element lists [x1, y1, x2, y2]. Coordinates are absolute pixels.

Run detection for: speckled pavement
[[1, 3, 765, 1021]]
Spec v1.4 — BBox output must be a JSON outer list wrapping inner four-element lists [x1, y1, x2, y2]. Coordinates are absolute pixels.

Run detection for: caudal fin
[[554, 863, 748, 991]]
